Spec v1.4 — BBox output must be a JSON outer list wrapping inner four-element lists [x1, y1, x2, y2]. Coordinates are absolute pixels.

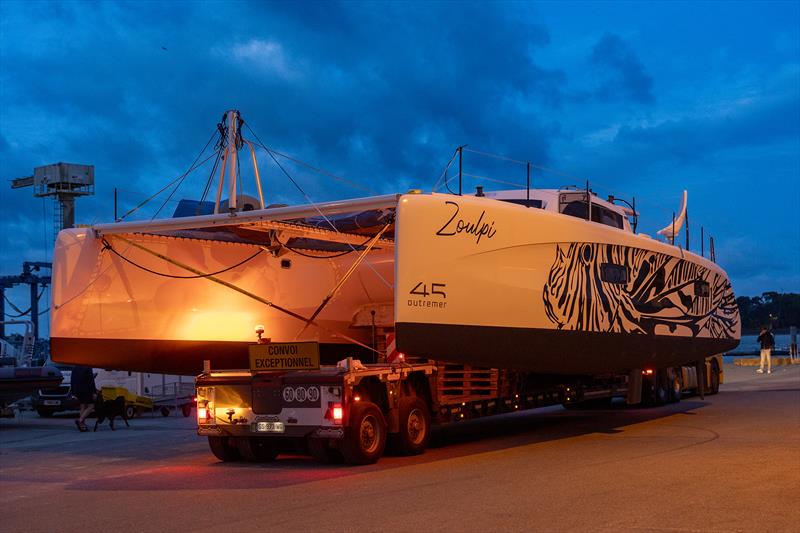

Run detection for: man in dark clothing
[[756, 327, 775, 375], [71, 366, 97, 431]]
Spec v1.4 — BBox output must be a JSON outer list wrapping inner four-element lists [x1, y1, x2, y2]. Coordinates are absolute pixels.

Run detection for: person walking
[[71, 365, 97, 431], [756, 327, 775, 375]]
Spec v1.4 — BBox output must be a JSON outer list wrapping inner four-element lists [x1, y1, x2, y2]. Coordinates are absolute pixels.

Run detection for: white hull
[[51, 229, 393, 374], [51, 191, 740, 375]]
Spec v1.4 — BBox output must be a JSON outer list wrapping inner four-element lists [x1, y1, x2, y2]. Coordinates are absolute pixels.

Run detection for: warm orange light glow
[[354, 395, 361, 402], [333, 405, 343, 422], [643, 369, 654, 376], [197, 407, 207, 420]]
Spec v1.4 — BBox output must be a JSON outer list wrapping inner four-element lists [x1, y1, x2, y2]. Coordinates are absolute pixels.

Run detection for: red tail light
[[324, 402, 344, 424], [197, 400, 214, 424]]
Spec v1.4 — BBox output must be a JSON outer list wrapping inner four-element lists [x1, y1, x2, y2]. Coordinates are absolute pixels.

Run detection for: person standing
[[71, 366, 97, 431], [756, 327, 775, 375]]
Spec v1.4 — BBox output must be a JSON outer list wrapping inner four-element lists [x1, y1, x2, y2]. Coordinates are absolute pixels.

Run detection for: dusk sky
[[1, 1, 799, 333]]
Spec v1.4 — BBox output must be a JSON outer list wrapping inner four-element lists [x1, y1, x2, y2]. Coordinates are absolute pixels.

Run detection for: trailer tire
[[160, 406, 170, 417], [236, 437, 279, 462], [208, 436, 240, 462], [308, 438, 344, 464], [340, 402, 386, 465], [652, 371, 669, 406], [125, 405, 136, 419], [708, 360, 720, 395], [391, 396, 430, 455]]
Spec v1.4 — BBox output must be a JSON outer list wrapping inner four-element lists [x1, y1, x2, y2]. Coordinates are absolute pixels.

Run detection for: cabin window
[[593, 207, 623, 229], [694, 280, 710, 297], [562, 200, 588, 220], [561, 200, 624, 229], [500, 199, 543, 208], [600, 263, 628, 284]]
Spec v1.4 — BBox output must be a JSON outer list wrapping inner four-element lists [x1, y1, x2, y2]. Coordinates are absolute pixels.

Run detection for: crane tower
[[11, 163, 95, 237]]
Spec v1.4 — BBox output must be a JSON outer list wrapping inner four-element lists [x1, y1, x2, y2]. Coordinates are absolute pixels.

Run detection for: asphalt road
[[1, 364, 798, 532]]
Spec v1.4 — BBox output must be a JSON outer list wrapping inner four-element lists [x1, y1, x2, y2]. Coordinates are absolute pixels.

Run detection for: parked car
[[31, 364, 80, 416]]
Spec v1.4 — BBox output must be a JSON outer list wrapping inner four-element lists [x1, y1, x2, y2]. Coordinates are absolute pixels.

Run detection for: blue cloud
[[0, 0, 798, 308], [590, 33, 654, 104]]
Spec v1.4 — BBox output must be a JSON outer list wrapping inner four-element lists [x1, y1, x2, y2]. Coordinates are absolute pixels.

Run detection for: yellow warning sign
[[249, 342, 320, 372]]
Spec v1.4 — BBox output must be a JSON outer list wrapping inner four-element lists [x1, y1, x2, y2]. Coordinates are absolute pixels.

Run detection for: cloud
[[590, 33, 654, 104], [1, 0, 798, 305], [615, 85, 799, 163], [217, 39, 301, 81]]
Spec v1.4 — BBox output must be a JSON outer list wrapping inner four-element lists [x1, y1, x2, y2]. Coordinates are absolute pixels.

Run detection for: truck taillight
[[196, 387, 215, 424], [324, 402, 343, 424], [197, 400, 214, 424]]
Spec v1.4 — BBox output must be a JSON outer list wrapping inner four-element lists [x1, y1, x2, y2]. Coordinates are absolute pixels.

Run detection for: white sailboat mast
[[214, 109, 242, 214]]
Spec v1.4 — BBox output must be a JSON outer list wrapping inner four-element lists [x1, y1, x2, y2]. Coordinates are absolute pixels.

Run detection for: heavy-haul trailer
[[195, 337, 723, 465]]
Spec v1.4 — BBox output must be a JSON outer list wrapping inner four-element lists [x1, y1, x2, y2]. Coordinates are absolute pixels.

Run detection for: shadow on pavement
[[50, 399, 710, 492]]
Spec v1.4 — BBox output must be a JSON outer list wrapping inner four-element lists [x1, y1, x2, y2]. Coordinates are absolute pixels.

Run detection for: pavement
[[1, 363, 798, 532]]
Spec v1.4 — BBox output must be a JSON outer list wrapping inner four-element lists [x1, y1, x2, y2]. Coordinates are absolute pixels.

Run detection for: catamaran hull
[[394, 193, 740, 373], [51, 192, 740, 376], [50, 228, 393, 375], [396, 323, 736, 374]]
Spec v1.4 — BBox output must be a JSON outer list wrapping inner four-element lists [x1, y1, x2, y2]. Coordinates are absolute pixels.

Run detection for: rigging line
[[432, 148, 460, 192], [117, 128, 219, 221], [198, 148, 222, 209], [101, 239, 264, 279], [117, 151, 218, 222], [443, 169, 456, 195], [152, 149, 217, 220], [462, 146, 584, 182], [2, 286, 46, 317], [296, 222, 392, 339], [461, 172, 527, 189], [243, 124, 393, 289], [112, 234, 380, 354], [462, 147, 528, 166], [3, 297, 29, 316], [440, 167, 461, 194], [243, 123, 376, 195]]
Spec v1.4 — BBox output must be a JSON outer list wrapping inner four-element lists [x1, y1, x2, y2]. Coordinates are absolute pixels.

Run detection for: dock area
[[1, 363, 798, 532]]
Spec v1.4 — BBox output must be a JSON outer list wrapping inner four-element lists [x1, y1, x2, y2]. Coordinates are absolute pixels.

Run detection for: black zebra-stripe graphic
[[543, 243, 739, 339]]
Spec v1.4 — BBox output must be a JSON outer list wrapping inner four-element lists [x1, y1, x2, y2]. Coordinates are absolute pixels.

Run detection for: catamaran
[[50, 110, 740, 375]]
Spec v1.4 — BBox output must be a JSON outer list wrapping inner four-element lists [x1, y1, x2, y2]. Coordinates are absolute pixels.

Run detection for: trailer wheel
[[708, 360, 720, 395], [160, 406, 170, 417], [125, 405, 136, 419], [340, 402, 386, 465], [308, 438, 344, 464], [652, 371, 669, 406], [236, 437, 279, 462], [391, 396, 430, 455], [208, 436, 240, 462]]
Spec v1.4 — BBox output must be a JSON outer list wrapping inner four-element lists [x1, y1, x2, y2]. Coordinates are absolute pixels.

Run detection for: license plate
[[256, 421, 285, 433], [43, 400, 61, 406]]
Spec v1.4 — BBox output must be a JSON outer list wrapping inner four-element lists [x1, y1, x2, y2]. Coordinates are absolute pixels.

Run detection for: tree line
[[736, 292, 800, 333]]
